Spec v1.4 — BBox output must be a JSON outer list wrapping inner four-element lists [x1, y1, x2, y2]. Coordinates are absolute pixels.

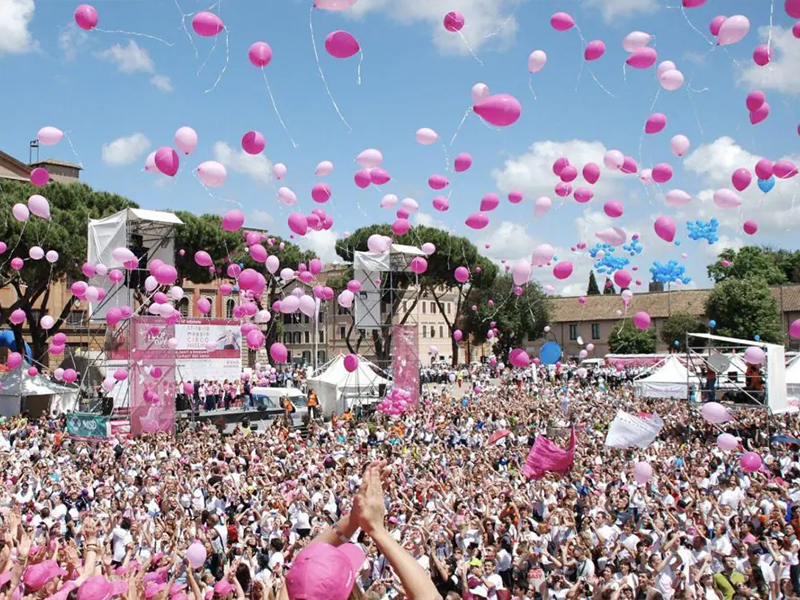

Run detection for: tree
[[608, 322, 657, 354], [603, 278, 617, 295], [705, 277, 783, 344], [336, 224, 498, 366], [660, 312, 706, 352], [0, 181, 136, 364], [586, 271, 601, 296], [707, 246, 788, 285], [467, 274, 551, 361]]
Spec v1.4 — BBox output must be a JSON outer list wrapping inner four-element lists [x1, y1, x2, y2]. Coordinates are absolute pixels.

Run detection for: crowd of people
[[1, 361, 799, 600]]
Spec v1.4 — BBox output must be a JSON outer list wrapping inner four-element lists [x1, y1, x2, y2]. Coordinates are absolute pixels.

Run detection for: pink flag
[[523, 428, 576, 480]]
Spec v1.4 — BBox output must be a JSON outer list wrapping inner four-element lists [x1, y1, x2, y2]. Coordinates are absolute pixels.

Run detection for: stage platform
[[176, 406, 285, 427]]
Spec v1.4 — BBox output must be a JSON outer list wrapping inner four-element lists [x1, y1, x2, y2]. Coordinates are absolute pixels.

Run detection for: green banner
[[66, 413, 109, 440]]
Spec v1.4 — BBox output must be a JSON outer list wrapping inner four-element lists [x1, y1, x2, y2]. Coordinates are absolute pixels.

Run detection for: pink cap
[[23, 560, 67, 591], [286, 543, 366, 600], [145, 582, 166, 599], [212, 580, 236, 596], [77, 576, 128, 600]]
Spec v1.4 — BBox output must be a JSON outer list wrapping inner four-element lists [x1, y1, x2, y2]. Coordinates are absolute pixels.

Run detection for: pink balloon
[[428, 174, 449, 190], [645, 113, 667, 134], [74, 4, 98, 30], [746, 90, 766, 112], [604, 200, 624, 218], [508, 190, 523, 204], [710, 15, 727, 36], [443, 11, 465, 32], [713, 189, 742, 210], [192, 11, 224, 37], [574, 188, 593, 204], [740, 452, 762, 473], [555, 183, 572, 198], [652, 163, 673, 183], [718, 15, 750, 46], [287, 213, 308, 236], [354, 170, 371, 189], [480, 193, 500, 212], [753, 44, 773, 66], [10, 258, 23, 271], [584, 40, 605, 61], [241, 131, 266, 154], [248, 42, 273, 67], [717, 433, 739, 451], [582, 163, 600, 184], [370, 168, 391, 185], [743, 220, 758, 235], [391, 219, 410, 236], [433, 196, 450, 212], [453, 330, 463, 342], [670, 135, 690, 157], [30, 168, 49, 187], [473, 94, 521, 127], [155, 147, 179, 177], [750, 103, 770, 125], [654, 216, 677, 242], [788, 0, 800, 18], [270, 342, 288, 364], [410, 257, 428, 274], [553, 261, 573, 280], [732, 168, 752, 191], [560, 165, 578, 182], [626, 47, 658, 69], [684, 0, 707, 6], [634, 461, 652, 484], [465, 212, 489, 230], [614, 270, 632, 288], [550, 12, 574, 31], [454, 153, 472, 172], [794, 22, 800, 38], [755, 159, 774, 180], [774, 159, 798, 179], [744, 346, 766, 365], [620, 156, 638, 174], [790, 318, 800, 339], [552, 157, 570, 176], [194, 251, 213, 267], [454, 266, 470, 284], [311, 183, 332, 203], [344, 354, 359, 373], [325, 30, 360, 58], [633, 311, 651, 330], [222, 209, 244, 232]]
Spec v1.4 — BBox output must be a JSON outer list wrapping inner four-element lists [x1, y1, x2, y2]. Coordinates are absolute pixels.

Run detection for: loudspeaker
[[101, 397, 112, 416], [378, 383, 386, 397]]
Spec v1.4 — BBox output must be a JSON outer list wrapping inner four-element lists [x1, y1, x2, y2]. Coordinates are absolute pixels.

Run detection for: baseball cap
[[23, 560, 67, 591], [213, 580, 236, 597], [77, 576, 128, 600], [286, 543, 366, 600]]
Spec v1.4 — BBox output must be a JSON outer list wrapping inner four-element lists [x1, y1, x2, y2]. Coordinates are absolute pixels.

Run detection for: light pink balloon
[[287, 213, 308, 236], [144, 151, 158, 173], [584, 40, 605, 61], [473, 94, 521, 127], [604, 150, 624, 170], [622, 30, 651, 52], [596, 227, 627, 247], [746, 90, 766, 111], [192, 11, 224, 37], [355, 148, 383, 169], [718, 15, 750, 46], [454, 153, 472, 172], [415, 128, 438, 145], [604, 200, 624, 218], [645, 113, 667, 134], [315, 161, 334, 176], [27, 194, 50, 219], [242, 131, 266, 154], [74, 4, 98, 30], [443, 11, 465, 32], [750, 103, 770, 125], [654, 216, 677, 242], [273, 163, 287, 180], [197, 161, 227, 187], [713, 189, 742, 210], [174, 127, 198, 155], [325, 30, 360, 58], [480, 193, 500, 212], [471, 82, 491, 103], [534, 197, 552, 217], [528, 50, 547, 73], [660, 69, 684, 91], [465, 212, 489, 230], [550, 12, 574, 31], [582, 163, 601, 184], [37, 126, 63, 147], [532, 244, 555, 266], [670, 135, 690, 157], [553, 261, 573, 280], [248, 41, 273, 67], [12, 203, 29, 222], [665, 189, 692, 206], [626, 47, 658, 69]]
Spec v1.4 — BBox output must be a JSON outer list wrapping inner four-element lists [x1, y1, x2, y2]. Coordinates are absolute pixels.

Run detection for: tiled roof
[[552, 284, 800, 323], [30, 159, 83, 170]]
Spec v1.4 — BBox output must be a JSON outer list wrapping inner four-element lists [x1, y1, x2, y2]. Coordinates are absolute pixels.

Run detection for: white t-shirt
[[111, 526, 133, 562]]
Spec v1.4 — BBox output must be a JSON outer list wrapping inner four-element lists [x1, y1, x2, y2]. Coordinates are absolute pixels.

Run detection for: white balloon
[[471, 82, 490, 104], [527, 50, 547, 73], [622, 31, 651, 53]]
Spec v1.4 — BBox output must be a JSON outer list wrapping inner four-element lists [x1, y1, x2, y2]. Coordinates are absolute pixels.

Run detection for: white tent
[[306, 355, 390, 417], [0, 370, 78, 417], [634, 355, 701, 400], [786, 357, 800, 413]]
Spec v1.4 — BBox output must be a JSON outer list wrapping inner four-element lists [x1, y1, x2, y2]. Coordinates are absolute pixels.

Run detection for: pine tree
[[586, 271, 601, 295], [603, 278, 617, 295]]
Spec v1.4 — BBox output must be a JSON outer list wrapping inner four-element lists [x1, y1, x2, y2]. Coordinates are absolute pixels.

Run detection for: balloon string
[[309, 6, 352, 133], [192, 170, 241, 207], [528, 76, 537, 100], [0, 221, 27, 273], [204, 27, 229, 93], [449, 107, 471, 147], [588, 68, 616, 98], [173, 0, 198, 58], [196, 28, 218, 75], [767, 0, 775, 55], [685, 83, 706, 137], [94, 27, 174, 47], [63, 131, 85, 169], [260, 68, 298, 149], [457, 31, 483, 65], [357, 50, 363, 86], [679, 5, 714, 46], [439, 140, 451, 173], [482, 0, 521, 40]]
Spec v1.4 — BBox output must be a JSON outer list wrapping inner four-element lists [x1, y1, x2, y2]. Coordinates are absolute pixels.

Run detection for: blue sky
[[1, 0, 799, 296]]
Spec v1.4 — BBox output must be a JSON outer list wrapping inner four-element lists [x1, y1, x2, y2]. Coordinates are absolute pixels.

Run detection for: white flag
[[605, 411, 663, 449]]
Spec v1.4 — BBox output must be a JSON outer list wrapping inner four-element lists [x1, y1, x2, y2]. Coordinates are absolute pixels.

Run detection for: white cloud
[[685, 137, 800, 232], [149, 74, 173, 93], [58, 26, 88, 62], [297, 230, 341, 264], [492, 140, 625, 204], [583, 0, 659, 22], [101, 133, 151, 166], [413, 212, 451, 232], [348, 0, 519, 55], [739, 26, 800, 95], [213, 141, 273, 186], [249, 210, 274, 228], [96, 40, 154, 73], [0, 0, 36, 56], [707, 234, 744, 257], [476, 220, 536, 263]]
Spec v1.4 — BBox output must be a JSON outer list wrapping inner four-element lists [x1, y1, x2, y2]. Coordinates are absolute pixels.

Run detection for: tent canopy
[[306, 355, 390, 417], [0, 370, 78, 417], [634, 355, 700, 400]]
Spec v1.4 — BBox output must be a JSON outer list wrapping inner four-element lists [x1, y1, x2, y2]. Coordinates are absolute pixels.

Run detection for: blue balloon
[[540, 341, 562, 365], [673, 340, 680, 347], [0, 330, 32, 362], [758, 176, 776, 194], [754, 334, 761, 341], [709, 320, 716, 328]]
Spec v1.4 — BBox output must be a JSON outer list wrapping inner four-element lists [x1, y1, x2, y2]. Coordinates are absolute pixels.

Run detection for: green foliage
[[707, 246, 789, 285], [660, 312, 706, 352], [467, 274, 551, 361], [705, 277, 783, 344], [174, 212, 243, 284], [586, 271, 601, 296], [609, 323, 657, 354]]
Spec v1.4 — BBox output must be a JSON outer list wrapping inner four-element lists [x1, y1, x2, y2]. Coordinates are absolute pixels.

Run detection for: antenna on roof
[[28, 140, 39, 165]]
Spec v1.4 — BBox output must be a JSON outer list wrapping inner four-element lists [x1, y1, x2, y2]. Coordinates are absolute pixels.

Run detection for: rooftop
[[30, 158, 83, 170]]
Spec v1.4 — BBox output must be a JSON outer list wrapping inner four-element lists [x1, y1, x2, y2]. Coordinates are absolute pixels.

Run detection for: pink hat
[[43, 581, 77, 600], [77, 576, 128, 600], [286, 543, 366, 600], [0, 571, 13, 587], [23, 561, 68, 591], [145, 582, 166, 599], [213, 580, 236, 597]]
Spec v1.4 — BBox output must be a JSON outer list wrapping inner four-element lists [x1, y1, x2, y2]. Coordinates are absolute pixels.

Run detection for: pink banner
[[523, 428, 576, 480], [392, 325, 419, 405], [129, 317, 177, 436]]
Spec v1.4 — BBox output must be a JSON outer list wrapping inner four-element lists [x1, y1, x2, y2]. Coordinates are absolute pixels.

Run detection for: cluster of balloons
[[589, 243, 631, 275], [687, 219, 720, 245], [376, 387, 412, 416], [650, 260, 691, 285]]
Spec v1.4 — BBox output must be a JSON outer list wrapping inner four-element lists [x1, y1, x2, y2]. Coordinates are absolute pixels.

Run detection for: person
[[705, 364, 717, 402], [283, 396, 296, 424], [308, 388, 319, 421]]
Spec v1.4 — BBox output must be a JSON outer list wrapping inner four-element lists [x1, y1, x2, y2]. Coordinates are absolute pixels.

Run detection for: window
[[247, 350, 257, 368], [422, 327, 426, 338], [304, 315, 309, 324], [569, 324, 578, 341], [318, 331, 324, 343], [225, 299, 236, 319], [302, 351, 311, 364], [340, 326, 346, 340], [431, 326, 436, 339], [293, 332, 302, 344], [283, 314, 293, 325], [422, 303, 426, 314], [430, 302, 436, 314], [439, 326, 444, 339], [338, 305, 348, 315], [447, 303, 451, 315], [317, 351, 326, 364], [592, 323, 601, 340], [283, 332, 292, 344], [178, 298, 190, 317], [67, 311, 85, 325], [304, 331, 310, 344]]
